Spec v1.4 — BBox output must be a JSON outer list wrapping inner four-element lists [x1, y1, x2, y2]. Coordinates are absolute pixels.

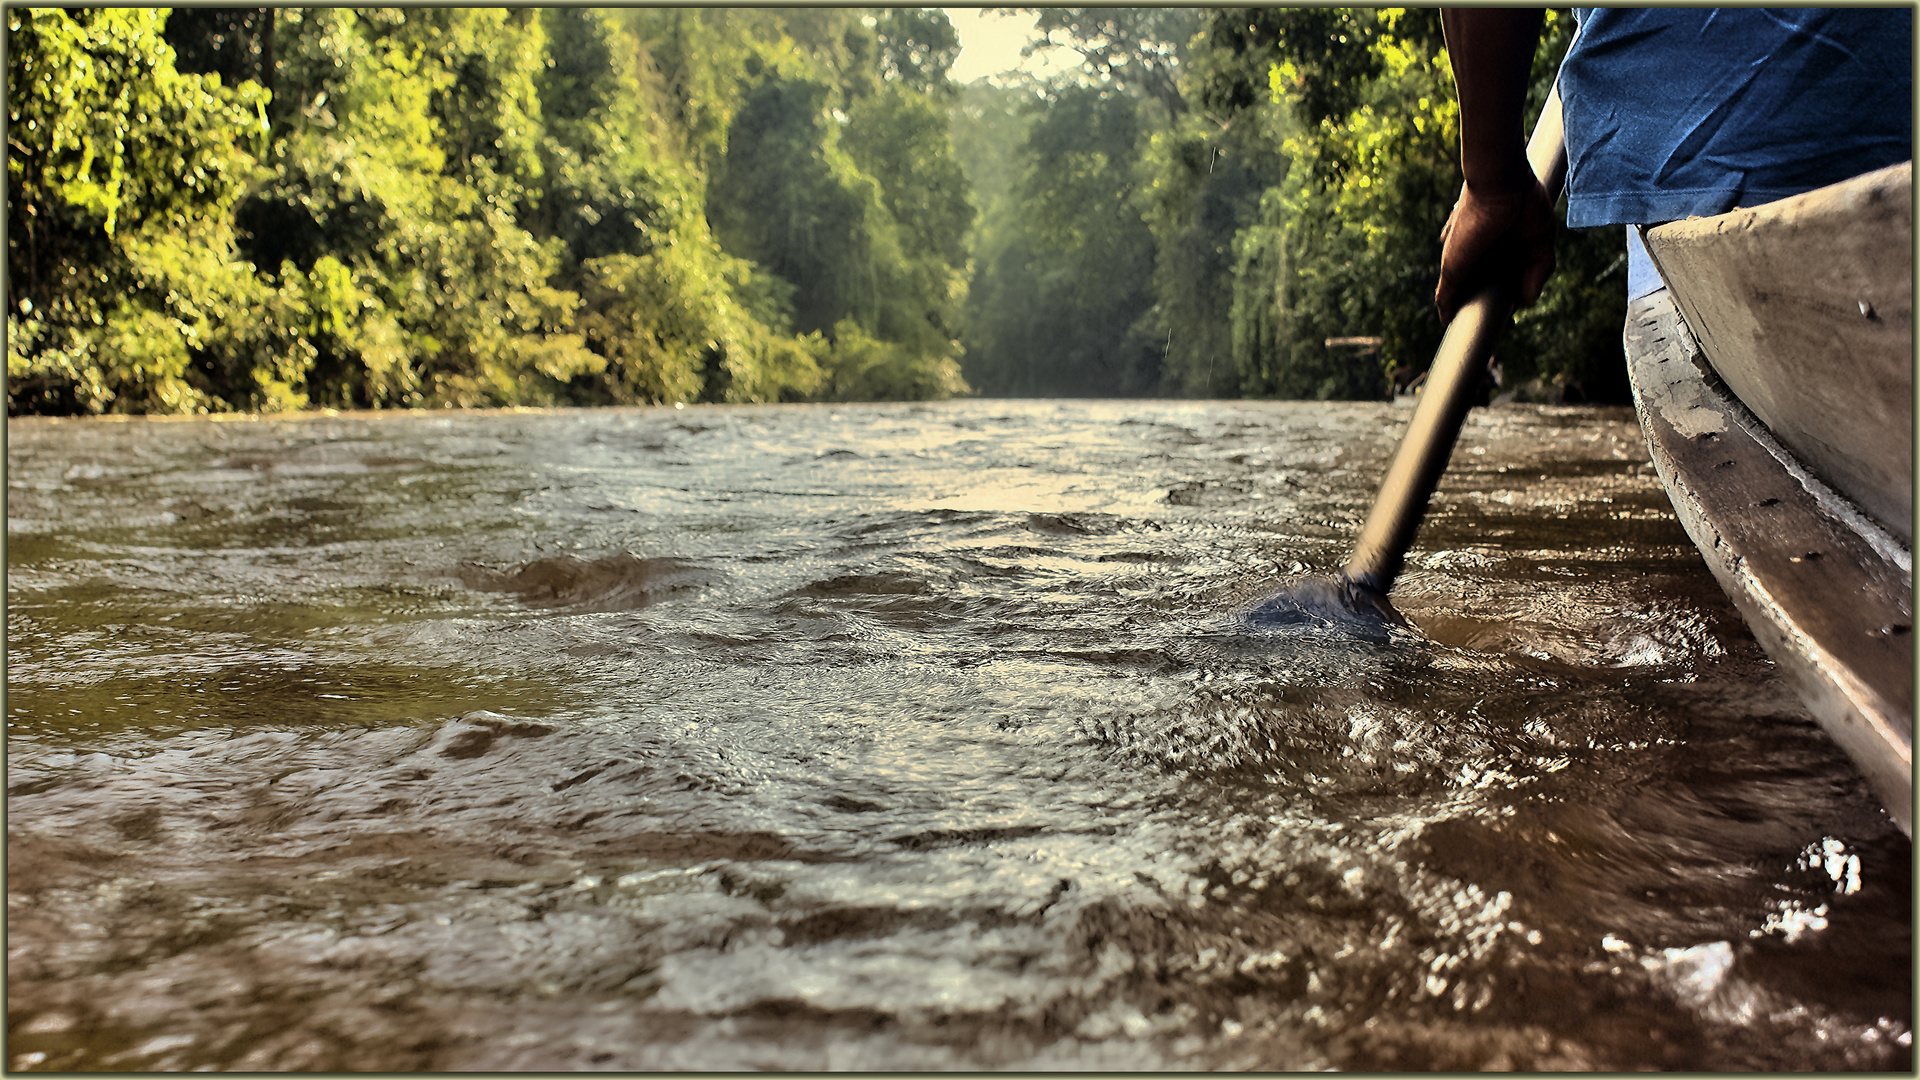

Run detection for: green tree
[[234, 8, 596, 408], [842, 84, 974, 359], [948, 79, 1033, 231], [874, 8, 962, 96], [9, 6, 975, 416], [162, 8, 274, 91], [533, 8, 663, 270], [959, 8, 1204, 397], [534, 8, 827, 406], [1212, 6, 1626, 401], [708, 74, 889, 338], [702, 11, 971, 401], [6, 7, 285, 414], [1135, 26, 1293, 398], [1227, 8, 1458, 399], [965, 84, 1160, 396], [1028, 8, 1200, 120]]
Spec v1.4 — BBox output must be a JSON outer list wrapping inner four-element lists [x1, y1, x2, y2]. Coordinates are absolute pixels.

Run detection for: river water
[[6, 399, 1909, 1070]]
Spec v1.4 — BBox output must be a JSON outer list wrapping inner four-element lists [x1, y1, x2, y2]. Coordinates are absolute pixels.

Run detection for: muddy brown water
[[6, 400, 1909, 1070]]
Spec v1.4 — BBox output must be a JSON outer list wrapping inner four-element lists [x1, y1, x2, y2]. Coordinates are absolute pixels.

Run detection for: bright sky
[[943, 8, 1083, 84]]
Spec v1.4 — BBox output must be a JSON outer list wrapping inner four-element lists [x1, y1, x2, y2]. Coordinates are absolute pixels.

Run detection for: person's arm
[[1434, 9, 1556, 325]]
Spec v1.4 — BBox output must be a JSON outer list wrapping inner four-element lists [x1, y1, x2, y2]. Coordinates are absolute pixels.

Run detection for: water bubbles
[[1800, 837, 1866, 896], [1753, 900, 1830, 942], [1645, 940, 1737, 1008]]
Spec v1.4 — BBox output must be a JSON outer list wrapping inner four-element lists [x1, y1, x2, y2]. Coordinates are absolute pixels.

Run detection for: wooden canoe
[[1626, 161, 1913, 835]]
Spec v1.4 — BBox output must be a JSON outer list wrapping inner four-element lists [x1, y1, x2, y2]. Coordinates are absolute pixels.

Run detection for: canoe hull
[[1628, 162, 1914, 834], [1626, 291, 1913, 835]]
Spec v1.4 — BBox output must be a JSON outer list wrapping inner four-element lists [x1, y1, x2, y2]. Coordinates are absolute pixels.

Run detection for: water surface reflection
[[7, 401, 1908, 1069]]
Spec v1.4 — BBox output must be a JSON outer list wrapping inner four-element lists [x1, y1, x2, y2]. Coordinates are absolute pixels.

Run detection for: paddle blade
[[1243, 573, 1411, 642]]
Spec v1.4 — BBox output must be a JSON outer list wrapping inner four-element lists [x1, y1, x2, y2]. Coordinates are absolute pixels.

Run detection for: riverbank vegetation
[[7, 7, 1624, 416]]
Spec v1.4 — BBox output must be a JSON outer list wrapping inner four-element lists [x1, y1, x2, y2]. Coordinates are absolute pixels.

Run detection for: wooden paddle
[[1245, 89, 1566, 635], [1342, 87, 1569, 605]]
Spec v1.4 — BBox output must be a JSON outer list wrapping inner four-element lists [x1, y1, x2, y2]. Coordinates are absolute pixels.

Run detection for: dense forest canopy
[[6, 7, 1624, 416]]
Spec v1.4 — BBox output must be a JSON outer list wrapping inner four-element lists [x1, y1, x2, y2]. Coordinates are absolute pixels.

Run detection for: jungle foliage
[[7, 7, 970, 414], [9, 7, 1625, 416], [958, 6, 1627, 402]]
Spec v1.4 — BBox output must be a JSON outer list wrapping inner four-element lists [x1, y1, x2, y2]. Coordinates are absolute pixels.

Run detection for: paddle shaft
[[1344, 88, 1568, 595]]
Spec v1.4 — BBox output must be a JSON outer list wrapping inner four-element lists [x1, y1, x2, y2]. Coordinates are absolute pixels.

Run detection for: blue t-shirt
[[1558, 8, 1912, 228]]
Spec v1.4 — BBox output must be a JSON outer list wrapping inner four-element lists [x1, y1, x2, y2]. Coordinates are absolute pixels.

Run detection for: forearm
[[1442, 8, 1545, 192]]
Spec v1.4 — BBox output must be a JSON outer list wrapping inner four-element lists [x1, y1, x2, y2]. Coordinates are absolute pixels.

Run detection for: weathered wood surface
[[1627, 290, 1912, 835], [1642, 161, 1913, 544]]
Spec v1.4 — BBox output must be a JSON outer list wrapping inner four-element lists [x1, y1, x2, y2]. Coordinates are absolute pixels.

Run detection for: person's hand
[[1435, 168, 1557, 325]]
